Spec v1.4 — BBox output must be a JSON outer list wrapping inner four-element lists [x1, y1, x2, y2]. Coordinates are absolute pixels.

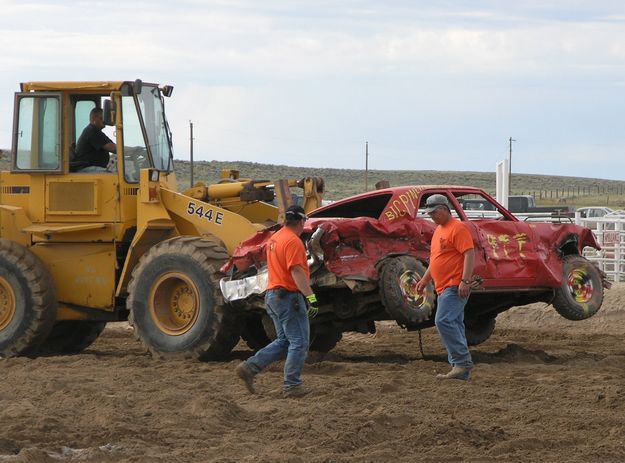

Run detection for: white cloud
[[0, 1, 625, 179]]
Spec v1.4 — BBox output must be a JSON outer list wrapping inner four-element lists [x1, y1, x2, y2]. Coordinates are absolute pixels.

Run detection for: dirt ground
[[1, 285, 625, 463]]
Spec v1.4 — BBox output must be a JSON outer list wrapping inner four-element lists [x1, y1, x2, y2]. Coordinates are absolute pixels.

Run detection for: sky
[[1, 0, 625, 180]]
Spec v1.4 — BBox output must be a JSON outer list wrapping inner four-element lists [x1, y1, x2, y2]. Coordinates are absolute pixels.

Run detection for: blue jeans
[[245, 289, 310, 389], [435, 286, 473, 369]]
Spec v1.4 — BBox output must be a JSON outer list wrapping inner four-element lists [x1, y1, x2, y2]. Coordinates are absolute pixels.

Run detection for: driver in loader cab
[[73, 108, 117, 172]]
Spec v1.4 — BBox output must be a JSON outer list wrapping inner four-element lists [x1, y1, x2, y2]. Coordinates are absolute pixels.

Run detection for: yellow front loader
[[0, 80, 323, 359]]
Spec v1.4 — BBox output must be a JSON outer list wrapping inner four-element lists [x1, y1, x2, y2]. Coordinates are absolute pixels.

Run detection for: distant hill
[[1, 150, 624, 205], [174, 159, 625, 205]]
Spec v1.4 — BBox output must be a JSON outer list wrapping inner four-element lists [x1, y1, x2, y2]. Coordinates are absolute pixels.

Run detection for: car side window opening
[[310, 194, 393, 219], [455, 193, 507, 221], [418, 192, 462, 221]]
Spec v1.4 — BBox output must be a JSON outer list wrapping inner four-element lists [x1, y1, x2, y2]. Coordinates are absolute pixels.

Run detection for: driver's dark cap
[[285, 205, 308, 221]]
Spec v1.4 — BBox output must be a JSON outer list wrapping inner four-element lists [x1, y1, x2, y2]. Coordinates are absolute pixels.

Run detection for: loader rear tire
[[0, 240, 57, 358], [127, 237, 241, 360], [38, 321, 107, 355]]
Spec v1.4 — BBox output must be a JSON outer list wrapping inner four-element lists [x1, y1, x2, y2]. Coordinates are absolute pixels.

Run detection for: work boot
[[235, 362, 256, 394], [282, 384, 313, 398], [436, 366, 472, 381]]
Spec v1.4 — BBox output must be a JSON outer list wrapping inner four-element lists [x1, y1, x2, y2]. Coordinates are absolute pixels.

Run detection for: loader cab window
[[136, 85, 173, 172], [13, 94, 62, 172], [120, 84, 173, 183], [73, 98, 115, 146], [121, 94, 149, 183], [75, 101, 96, 141]]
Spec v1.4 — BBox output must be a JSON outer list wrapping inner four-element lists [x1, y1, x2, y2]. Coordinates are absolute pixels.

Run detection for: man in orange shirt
[[236, 205, 319, 397], [416, 194, 476, 381]]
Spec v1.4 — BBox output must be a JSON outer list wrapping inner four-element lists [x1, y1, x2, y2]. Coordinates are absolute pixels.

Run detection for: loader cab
[[6, 79, 177, 232], [7, 80, 176, 226], [1, 80, 177, 314], [11, 80, 175, 182]]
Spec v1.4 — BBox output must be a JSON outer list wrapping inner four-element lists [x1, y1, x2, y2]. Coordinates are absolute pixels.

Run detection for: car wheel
[[552, 255, 603, 321], [379, 256, 435, 327], [241, 314, 273, 351], [464, 315, 496, 346], [241, 313, 341, 353], [309, 326, 343, 353]]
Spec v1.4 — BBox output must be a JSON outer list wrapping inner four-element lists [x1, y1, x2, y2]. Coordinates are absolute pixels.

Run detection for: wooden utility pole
[[190, 121, 194, 187], [365, 141, 369, 192], [508, 136, 515, 195]]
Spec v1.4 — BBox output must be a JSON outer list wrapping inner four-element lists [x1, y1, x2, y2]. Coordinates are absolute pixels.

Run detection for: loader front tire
[[0, 240, 57, 358], [127, 237, 241, 360]]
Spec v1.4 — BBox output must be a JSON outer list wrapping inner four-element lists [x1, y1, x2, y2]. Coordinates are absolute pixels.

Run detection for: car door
[[419, 190, 493, 287], [455, 191, 539, 287]]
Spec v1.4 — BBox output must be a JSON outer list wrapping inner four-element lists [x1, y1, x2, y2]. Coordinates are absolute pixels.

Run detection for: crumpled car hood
[[221, 216, 436, 280]]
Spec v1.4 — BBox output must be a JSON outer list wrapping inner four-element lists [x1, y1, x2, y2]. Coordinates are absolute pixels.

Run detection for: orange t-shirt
[[429, 217, 474, 294], [266, 226, 309, 292]]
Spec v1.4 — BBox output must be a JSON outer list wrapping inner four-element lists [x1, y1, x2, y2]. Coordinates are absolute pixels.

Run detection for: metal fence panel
[[578, 212, 625, 282]]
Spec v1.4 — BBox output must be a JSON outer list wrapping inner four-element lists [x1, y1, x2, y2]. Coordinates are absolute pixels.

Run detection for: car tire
[[241, 314, 272, 351], [379, 256, 435, 327], [309, 327, 343, 353], [552, 255, 604, 321], [464, 315, 496, 346], [241, 312, 341, 353]]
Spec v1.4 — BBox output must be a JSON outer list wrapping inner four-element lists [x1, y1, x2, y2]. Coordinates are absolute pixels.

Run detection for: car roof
[[311, 185, 486, 214]]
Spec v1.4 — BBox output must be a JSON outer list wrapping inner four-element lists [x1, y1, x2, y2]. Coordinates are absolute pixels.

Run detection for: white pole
[[496, 159, 509, 209]]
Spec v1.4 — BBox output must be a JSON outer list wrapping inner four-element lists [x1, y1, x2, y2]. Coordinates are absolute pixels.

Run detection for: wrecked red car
[[221, 186, 609, 352]]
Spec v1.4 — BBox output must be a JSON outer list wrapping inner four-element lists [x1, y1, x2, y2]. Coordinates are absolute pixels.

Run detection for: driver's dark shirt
[[74, 124, 113, 168]]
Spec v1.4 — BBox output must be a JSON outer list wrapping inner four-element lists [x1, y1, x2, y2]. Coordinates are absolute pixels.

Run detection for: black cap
[[285, 205, 308, 221]]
